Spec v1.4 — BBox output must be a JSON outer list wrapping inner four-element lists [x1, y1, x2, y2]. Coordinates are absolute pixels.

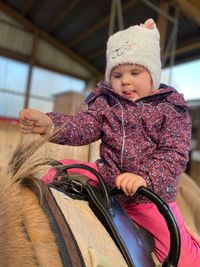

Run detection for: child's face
[[110, 64, 153, 101]]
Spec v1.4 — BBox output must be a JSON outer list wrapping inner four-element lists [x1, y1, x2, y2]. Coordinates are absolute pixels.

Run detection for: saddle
[[41, 164, 180, 267]]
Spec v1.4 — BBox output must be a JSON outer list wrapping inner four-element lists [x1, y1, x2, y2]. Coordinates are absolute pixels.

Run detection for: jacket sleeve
[[134, 103, 191, 195], [46, 97, 106, 146]]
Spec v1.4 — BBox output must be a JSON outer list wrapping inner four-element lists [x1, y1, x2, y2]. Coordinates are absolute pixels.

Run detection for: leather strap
[[84, 183, 155, 267], [41, 182, 86, 267]]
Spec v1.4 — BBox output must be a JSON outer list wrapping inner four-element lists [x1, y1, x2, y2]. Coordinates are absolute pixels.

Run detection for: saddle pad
[[50, 187, 128, 267]]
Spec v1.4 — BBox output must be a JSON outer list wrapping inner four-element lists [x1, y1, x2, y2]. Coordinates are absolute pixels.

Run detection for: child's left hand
[[115, 173, 147, 196]]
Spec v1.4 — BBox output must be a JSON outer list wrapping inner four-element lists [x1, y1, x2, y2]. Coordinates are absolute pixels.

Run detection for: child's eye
[[112, 73, 121, 78], [131, 71, 139, 75]]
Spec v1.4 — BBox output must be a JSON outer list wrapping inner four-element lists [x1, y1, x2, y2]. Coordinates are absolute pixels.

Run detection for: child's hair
[[105, 19, 161, 89]]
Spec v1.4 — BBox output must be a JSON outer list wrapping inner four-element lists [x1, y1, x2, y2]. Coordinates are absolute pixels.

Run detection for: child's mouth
[[123, 91, 136, 98]]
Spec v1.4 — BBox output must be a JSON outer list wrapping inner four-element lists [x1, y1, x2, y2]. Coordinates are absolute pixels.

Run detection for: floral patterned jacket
[[47, 81, 191, 204]]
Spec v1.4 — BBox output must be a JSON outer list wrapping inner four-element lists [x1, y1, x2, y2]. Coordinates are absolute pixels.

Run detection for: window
[[0, 56, 85, 118], [0, 56, 28, 118], [29, 67, 85, 112], [161, 59, 200, 100]]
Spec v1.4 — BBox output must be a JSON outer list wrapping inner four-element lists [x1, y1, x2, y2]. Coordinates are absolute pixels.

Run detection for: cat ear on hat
[[140, 18, 156, 29]]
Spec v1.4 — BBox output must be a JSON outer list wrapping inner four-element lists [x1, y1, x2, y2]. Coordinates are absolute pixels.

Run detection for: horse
[[0, 135, 198, 267], [176, 172, 200, 235]]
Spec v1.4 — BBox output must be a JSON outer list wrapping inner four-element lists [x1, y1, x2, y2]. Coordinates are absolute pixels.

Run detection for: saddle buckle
[[71, 180, 83, 193]]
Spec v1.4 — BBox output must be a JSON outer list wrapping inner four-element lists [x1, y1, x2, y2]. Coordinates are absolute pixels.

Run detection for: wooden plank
[[67, 0, 139, 48]]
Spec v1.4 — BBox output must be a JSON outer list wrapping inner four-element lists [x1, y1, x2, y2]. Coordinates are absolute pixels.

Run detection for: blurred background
[[0, 0, 199, 185]]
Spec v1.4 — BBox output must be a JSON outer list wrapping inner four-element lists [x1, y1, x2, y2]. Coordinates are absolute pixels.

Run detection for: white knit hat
[[105, 21, 161, 89]]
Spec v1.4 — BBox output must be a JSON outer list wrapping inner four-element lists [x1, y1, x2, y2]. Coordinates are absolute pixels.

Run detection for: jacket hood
[[84, 81, 112, 104]]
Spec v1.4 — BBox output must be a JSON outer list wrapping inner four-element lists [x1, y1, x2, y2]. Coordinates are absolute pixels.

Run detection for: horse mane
[[5, 133, 61, 201]]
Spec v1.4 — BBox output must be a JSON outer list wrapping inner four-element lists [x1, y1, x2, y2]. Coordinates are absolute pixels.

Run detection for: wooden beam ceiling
[[174, 0, 200, 26], [0, 0, 100, 76], [157, 1, 170, 57], [0, 0, 199, 77], [67, 0, 139, 48], [0, 46, 29, 63], [176, 42, 200, 56], [22, 0, 35, 16], [0, 46, 90, 82], [46, 0, 80, 33], [86, 48, 105, 61]]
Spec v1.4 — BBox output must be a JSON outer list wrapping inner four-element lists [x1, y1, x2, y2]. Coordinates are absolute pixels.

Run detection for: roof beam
[[157, 1, 170, 57], [161, 40, 200, 67], [46, 0, 80, 33], [0, 0, 99, 75], [86, 48, 105, 61], [174, 0, 200, 26], [0, 47, 29, 62], [176, 42, 200, 56], [22, 0, 35, 16], [67, 0, 139, 48], [0, 46, 90, 81], [142, 0, 175, 23]]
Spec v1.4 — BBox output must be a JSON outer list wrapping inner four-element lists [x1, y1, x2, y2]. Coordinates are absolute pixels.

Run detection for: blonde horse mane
[[6, 134, 60, 199], [0, 135, 63, 267]]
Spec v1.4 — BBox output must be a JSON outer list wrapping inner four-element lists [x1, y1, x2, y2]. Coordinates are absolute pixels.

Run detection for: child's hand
[[115, 173, 147, 196], [19, 108, 54, 134]]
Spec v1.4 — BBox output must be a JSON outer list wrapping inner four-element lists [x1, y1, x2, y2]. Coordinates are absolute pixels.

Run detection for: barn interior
[[0, 0, 200, 186]]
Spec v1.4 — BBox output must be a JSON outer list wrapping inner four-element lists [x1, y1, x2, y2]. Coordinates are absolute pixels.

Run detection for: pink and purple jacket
[[47, 81, 191, 205]]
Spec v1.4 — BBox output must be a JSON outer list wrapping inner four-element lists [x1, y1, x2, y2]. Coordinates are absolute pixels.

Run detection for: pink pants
[[124, 202, 200, 267], [42, 160, 200, 266]]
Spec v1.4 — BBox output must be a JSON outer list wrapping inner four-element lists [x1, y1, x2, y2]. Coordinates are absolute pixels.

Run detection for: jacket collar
[[85, 81, 188, 109]]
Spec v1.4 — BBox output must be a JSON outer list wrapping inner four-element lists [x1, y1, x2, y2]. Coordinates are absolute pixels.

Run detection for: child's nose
[[122, 75, 131, 84]]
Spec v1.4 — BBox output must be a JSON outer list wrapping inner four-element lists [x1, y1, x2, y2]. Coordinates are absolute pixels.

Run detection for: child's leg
[[124, 202, 200, 267], [185, 226, 200, 247]]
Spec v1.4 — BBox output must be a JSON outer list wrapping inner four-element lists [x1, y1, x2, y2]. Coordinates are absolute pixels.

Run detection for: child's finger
[[115, 174, 124, 189], [116, 177, 129, 195], [121, 177, 134, 196], [125, 179, 135, 195], [20, 119, 35, 126]]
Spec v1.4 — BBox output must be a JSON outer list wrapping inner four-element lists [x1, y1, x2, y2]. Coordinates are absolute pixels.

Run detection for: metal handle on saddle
[[54, 164, 111, 209]]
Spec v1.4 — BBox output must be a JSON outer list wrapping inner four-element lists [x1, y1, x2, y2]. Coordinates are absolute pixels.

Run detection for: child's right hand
[[115, 172, 147, 196], [19, 108, 54, 134]]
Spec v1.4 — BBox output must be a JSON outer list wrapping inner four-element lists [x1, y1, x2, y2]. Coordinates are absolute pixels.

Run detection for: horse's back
[[50, 187, 128, 267], [0, 178, 63, 267]]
